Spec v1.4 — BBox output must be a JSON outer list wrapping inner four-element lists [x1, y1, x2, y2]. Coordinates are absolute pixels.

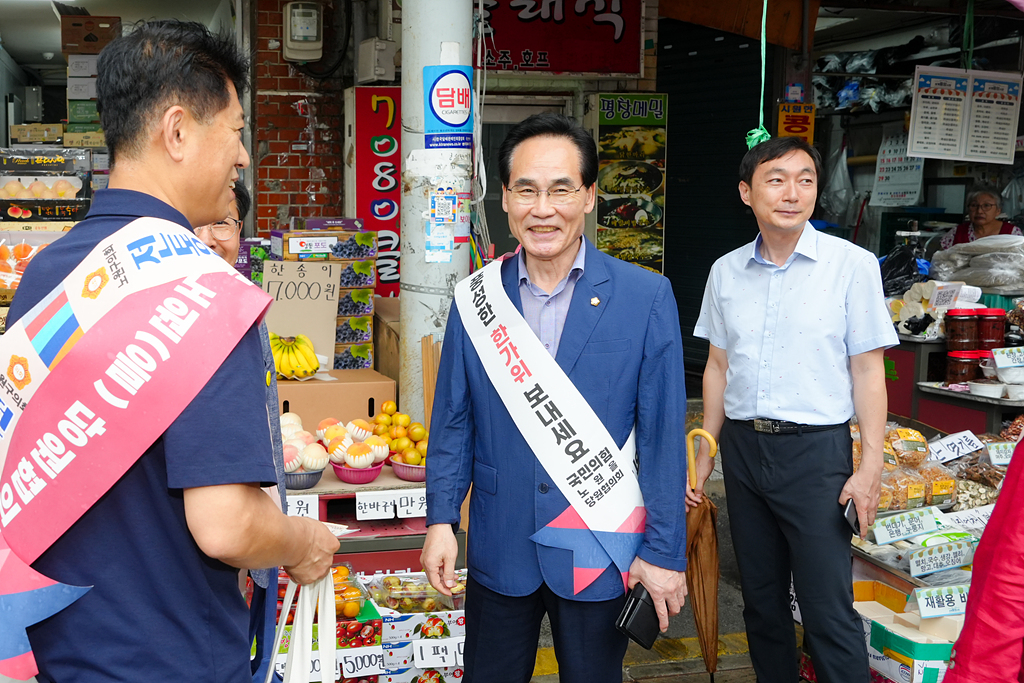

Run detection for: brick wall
[[253, 1, 346, 236]]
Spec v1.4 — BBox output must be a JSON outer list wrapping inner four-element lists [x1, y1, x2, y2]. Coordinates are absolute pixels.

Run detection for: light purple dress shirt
[[517, 238, 587, 359]]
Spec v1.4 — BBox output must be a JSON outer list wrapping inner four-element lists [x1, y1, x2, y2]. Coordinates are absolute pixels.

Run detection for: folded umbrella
[[686, 428, 720, 680]]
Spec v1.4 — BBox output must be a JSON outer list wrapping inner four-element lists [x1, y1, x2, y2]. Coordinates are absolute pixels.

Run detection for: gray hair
[[967, 186, 1002, 211]]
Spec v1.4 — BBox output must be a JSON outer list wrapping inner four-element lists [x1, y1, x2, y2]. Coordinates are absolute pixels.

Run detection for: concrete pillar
[[398, 0, 473, 419]]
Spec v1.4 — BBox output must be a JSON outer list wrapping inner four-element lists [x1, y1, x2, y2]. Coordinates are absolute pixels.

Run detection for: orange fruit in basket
[[0, 245, 9, 261], [342, 600, 361, 618], [332, 565, 350, 580], [341, 585, 361, 600], [14, 260, 28, 274], [0, 262, 12, 274], [11, 242, 31, 260]]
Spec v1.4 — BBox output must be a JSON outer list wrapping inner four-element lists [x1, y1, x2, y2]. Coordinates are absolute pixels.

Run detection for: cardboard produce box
[[61, 16, 121, 54], [373, 296, 400, 383], [67, 77, 97, 100], [66, 54, 99, 77], [64, 132, 106, 148], [270, 229, 377, 261], [67, 100, 100, 123], [9, 124, 63, 145], [276, 368, 395, 427]]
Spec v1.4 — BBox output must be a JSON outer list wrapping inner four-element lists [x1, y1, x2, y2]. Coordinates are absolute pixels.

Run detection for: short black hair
[[739, 137, 823, 186], [498, 113, 598, 188], [97, 20, 249, 166], [233, 183, 251, 221]]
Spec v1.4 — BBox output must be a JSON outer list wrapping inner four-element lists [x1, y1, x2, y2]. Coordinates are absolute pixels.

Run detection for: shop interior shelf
[[917, 382, 1024, 407]]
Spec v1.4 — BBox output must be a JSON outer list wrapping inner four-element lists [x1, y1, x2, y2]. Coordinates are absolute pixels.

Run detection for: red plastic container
[[977, 308, 1006, 350], [332, 460, 384, 484]]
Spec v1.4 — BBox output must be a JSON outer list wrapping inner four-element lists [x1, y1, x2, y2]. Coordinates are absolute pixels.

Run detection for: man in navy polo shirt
[[9, 21, 339, 683]]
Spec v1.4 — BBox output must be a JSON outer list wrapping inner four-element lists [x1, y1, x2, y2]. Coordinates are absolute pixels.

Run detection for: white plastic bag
[[265, 576, 338, 683]]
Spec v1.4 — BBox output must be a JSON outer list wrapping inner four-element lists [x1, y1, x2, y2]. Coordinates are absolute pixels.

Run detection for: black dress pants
[[463, 574, 629, 683], [720, 418, 869, 683]]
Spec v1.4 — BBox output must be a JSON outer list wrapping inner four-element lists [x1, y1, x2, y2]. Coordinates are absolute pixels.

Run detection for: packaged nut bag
[[884, 468, 927, 510], [852, 438, 898, 473], [888, 428, 930, 468], [916, 462, 958, 506], [878, 480, 894, 512]]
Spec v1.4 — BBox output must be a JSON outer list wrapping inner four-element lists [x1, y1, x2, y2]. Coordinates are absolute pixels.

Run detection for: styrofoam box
[[67, 54, 99, 77]]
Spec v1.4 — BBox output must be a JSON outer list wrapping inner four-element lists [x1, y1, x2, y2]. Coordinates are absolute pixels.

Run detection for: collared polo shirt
[[10, 189, 276, 683], [518, 238, 586, 358], [694, 224, 898, 425]]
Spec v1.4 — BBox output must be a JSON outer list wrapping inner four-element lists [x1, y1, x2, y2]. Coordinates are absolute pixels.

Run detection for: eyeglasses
[[196, 217, 242, 240], [506, 184, 585, 206], [968, 202, 998, 211]]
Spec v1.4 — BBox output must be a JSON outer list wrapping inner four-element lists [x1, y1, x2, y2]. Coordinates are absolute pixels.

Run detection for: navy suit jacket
[[426, 238, 688, 601]]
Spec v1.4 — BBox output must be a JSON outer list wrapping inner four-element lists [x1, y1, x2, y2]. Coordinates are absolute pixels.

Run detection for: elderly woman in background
[[940, 185, 1022, 250]]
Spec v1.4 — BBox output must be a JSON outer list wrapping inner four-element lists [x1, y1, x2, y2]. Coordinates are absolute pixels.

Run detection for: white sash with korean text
[[454, 260, 644, 542]]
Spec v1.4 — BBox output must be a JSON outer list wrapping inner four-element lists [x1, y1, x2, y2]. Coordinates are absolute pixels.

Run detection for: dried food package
[[917, 463, 958, 506], [884, 468, 927, 510], [888, 428, 930, 468], [1000, 414, 1024, 442], [878, 481, 894, 512], [951, 479, 999, 511], [851, 438, 897, 472]]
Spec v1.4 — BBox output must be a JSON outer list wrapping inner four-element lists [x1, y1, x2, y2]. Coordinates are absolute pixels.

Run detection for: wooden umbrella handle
[[686, 429, 718, 491]]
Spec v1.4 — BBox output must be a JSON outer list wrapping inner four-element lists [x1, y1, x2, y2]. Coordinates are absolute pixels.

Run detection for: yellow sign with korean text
[[778, 103, 816, 143]]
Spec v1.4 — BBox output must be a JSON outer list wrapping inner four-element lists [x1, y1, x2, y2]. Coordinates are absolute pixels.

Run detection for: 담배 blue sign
[[423, 65, 473, 149]]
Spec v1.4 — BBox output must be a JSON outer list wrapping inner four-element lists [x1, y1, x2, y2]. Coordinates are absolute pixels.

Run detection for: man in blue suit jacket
[[421, 113, 688, 682]]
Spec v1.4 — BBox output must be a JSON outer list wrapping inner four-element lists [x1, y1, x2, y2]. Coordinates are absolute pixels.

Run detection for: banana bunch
[[269, 333, 320, 379]]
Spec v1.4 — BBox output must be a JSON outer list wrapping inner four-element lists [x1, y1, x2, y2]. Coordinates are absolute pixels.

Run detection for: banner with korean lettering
[[0, 217, 271, 562], [595, 93, 667, 273], [479, 0, 643, 76], [354, 87, 401, 297], [455, 261, 645, 594], [777, 103, 815, 143]]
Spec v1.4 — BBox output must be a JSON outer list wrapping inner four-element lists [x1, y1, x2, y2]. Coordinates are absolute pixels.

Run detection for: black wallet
[[615, 582, 659, 649]]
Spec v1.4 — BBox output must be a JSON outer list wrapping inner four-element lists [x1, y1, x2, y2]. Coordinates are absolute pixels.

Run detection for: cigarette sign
[[424, 65, 473, 149]]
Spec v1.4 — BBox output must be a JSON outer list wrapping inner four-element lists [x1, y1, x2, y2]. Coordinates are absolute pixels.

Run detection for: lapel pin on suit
[[591, 297, 600, 306]]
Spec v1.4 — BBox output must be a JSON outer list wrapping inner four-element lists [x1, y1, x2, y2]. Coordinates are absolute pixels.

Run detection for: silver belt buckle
[[753, 419, 776, 434]]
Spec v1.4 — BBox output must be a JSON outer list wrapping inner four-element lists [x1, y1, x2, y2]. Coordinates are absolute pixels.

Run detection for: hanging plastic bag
[[265, 576, 338, 683], [819, 145, 854, 220]]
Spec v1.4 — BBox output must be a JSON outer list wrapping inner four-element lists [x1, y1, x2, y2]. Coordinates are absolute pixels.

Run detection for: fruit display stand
[[286, 466, 466, 576]]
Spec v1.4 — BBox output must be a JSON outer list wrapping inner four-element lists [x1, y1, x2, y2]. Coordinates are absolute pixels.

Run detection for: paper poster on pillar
[[423, 65, 473, 149]]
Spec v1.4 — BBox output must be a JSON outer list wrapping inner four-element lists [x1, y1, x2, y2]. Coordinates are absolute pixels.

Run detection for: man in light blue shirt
[[689, 136, 898, 683]]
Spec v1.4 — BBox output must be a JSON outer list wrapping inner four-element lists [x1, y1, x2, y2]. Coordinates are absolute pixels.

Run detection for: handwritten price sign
[[928, 430, 984, 463], [287, 493, 320, 520], [355, 488, 427, 520], [915, 585, 970, 619], [872, 508, 938, 544], [275, 644, 384, 681], [413, 636, 465, 668]]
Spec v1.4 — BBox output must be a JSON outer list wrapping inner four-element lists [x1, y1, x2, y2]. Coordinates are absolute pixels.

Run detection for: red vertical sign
[[355, 87, 402, 297]]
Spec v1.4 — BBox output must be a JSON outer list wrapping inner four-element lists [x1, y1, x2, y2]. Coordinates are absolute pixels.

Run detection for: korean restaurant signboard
[[353, 87, 401, 297], [595, 93, 667, 273], [479, 0, 643, 76]]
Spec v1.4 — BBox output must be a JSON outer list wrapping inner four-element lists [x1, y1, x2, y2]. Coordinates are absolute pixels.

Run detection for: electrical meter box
[[282, 2, 323, 62]]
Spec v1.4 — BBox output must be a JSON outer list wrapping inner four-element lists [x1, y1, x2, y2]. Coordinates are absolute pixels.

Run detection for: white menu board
[[908, 67, 969, 160], [908, 65, 1024, 165], [965, 74, 1022, 163], [870, 122, 924, 207]]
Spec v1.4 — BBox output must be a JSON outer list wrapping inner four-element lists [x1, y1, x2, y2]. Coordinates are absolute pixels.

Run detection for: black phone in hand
[[616, 582, 659, 649], [843, 499, 861, 535]]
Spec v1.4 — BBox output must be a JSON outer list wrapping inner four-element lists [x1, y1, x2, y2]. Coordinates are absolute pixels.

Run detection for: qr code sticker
[[433, 195, 456, 223]]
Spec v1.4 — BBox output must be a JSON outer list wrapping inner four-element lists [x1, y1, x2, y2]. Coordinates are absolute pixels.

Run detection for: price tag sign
[[262, 261, 340, 363], [286, 493, 320, 519], [355, 491, 396, 520], [275, 644, 384, 681], [987, 441, 1016, 466], [871, 508, 938, 544], [928, 430, 984, 463], [941, 504, 994, 533], [915, 585, 970, 619], [992, 346, 1024, 368], [908, 541, 976, 577], [413, 636, 464, 668], [396, 488, 427, 518]]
